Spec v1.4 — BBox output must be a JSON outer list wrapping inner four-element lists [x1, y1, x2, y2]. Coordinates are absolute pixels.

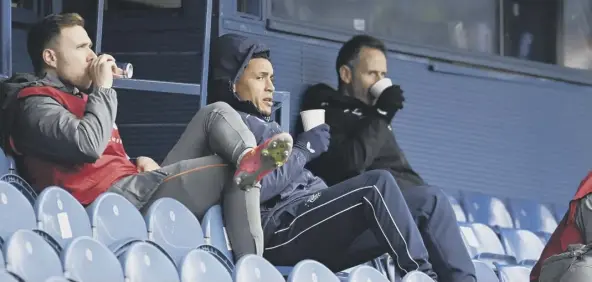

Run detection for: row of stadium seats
[[447, 190, 565, 234], [1, 143, 557, 282], [0, 179, 414, 282], [444, 190, 564, 281], [458, 222, 543, 267]]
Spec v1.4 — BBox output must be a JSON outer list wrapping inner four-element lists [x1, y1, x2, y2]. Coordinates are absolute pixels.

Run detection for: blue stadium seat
[[179, 249, 232, 282], [498, 265, 531, 282], [2, 229, 63, 282], [202, 205, 233, 261], [287, 259, 340, 282], [507, 198, 557, 234], [335, 261, 392, 281], [0, 173, 37, 205], [458, 224, 479, 257], [34, 186, 92, 248], [499, 228, 545, 265], [0, 148, 17, 176], [472, 260, 499, 282], [0, 271, 19, 281], [45, 277, 70, 282], [553, 203, 568, 222], [401, 271, 435, 282], [86, 192, 148, 252], [0, 181, 36, 240], [144, 197, 205, 266], [458, 223, 517, 267], [0, 246, 4, 267], [447, 194, 467, 222], [118, 241, 180, 282], [347, 265, 389, 282], [61, 236, 124, 282], [461, 191, 513, 228], [0, 148, 11, 176], [233, 254, 285, 282], [538, 232, 551, 244]]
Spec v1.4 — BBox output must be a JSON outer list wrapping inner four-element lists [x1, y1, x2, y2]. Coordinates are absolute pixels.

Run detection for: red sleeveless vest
[[530, 172, 592, 281], [13, 86, 138, 205]]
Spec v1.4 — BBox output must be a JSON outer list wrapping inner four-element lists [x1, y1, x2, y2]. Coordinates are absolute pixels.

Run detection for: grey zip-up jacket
[[1, 73, 119, 167]]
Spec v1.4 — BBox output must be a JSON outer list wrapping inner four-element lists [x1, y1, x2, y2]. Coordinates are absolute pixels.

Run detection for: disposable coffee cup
[[300, 109, 325, 131], [369, 78, 392, 98]]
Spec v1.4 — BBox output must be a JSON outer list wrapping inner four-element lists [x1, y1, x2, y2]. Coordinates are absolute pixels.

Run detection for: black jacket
[[301, 83, 425, 189]]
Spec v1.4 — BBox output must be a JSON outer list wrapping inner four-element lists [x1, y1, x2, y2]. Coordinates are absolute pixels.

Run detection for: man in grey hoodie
[[0, 13, 293, 259], [207, 33, 438, 280]]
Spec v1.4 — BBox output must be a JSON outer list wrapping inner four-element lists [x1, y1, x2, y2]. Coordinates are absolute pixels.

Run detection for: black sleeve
[[307, 109, 391, 184]]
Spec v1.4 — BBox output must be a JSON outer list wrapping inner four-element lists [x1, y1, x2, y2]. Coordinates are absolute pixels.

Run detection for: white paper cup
[[369, 78, 393, 98], [300, 109, 325, 131]]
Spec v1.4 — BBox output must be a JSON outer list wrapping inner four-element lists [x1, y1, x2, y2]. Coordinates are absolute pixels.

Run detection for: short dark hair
[[27, 13, 85, 74], [335, 35, 387, 85]]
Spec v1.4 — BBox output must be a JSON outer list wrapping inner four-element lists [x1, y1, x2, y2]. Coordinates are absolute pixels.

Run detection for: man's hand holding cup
[[297, 109, 330, 161], [88, 54, 119, 89], [369, 78, 405, 122], [88, 54, 133, 89]]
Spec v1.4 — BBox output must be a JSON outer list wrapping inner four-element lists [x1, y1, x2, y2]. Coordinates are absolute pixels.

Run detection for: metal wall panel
[[97, 0, 212, 160], [219, 18, 592, 204], [0, 0, 12, 77]]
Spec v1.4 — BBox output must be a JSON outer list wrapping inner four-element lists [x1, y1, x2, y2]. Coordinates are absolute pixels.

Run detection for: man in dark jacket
[[301, 35, 476, 282], [0, 13, 294, 259], [208, 33, 438, 280]]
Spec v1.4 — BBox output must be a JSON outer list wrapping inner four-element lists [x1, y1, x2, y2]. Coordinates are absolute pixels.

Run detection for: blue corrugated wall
[[8, 0, 591, 204]]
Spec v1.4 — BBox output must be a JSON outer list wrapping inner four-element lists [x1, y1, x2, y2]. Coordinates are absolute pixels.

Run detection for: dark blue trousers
[[401, 185, 476, 282], [262, 170, 437, 280]]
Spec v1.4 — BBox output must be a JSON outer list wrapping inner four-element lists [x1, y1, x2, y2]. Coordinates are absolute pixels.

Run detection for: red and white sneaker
[[234, 132, 293, 188]]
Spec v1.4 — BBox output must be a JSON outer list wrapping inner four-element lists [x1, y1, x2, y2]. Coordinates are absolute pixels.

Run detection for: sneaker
[[234, 132, 293, 188]]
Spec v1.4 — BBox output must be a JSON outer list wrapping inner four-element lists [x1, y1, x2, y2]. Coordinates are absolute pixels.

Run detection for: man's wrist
[[93, 86, 115, 95]]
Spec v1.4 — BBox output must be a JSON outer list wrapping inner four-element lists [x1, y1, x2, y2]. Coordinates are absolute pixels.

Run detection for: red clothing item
[[530, 172, 592, 281], [13, 86, 137, 204]]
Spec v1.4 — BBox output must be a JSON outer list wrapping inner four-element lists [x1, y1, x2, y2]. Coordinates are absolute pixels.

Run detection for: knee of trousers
[[422, 185, 455, 216], [204, 101, 235, 114], [365, 169, 399, 189]]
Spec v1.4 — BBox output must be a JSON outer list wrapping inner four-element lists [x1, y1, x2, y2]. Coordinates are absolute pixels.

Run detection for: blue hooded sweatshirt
[[207, 34, 327, 224]]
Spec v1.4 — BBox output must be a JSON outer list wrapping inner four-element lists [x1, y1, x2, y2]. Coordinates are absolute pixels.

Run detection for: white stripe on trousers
[[264, 185, 420, 274]]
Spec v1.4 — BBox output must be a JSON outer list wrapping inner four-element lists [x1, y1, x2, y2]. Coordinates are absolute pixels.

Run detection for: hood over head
[[207, 33, 278, 120]]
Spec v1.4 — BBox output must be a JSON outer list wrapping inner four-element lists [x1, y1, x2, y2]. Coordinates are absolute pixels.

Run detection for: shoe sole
[[234, 133, 293, 187]]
